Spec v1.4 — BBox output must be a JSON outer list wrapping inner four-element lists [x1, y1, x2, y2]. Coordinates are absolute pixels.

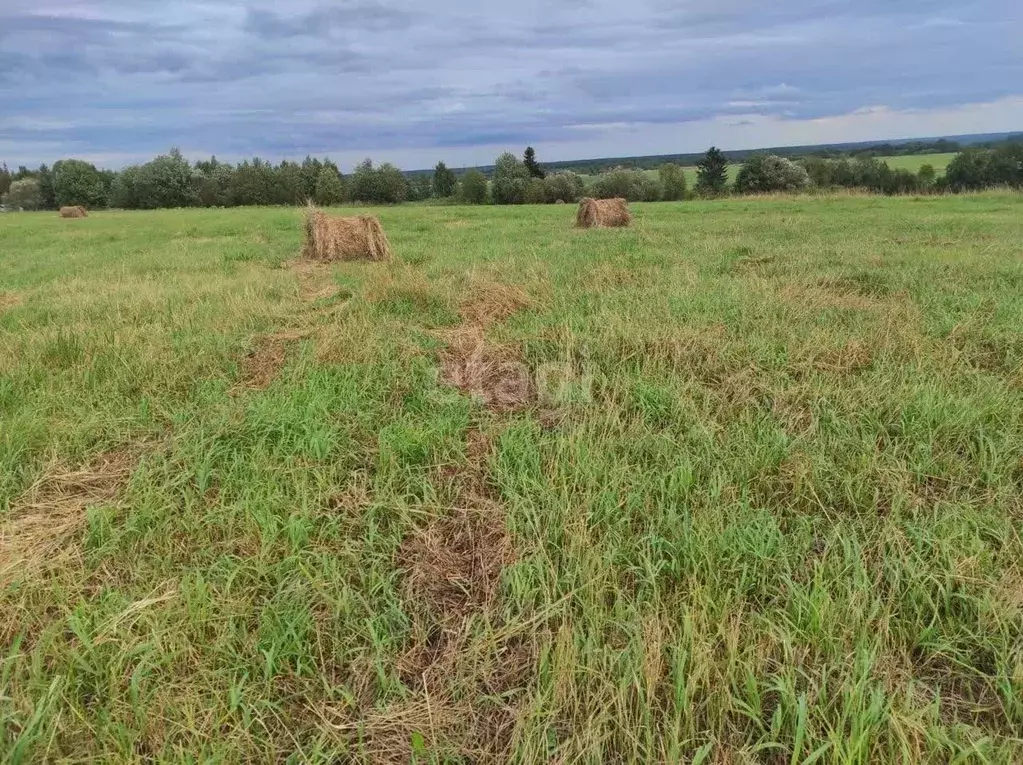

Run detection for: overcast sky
[[1, 0, 1021, 170]]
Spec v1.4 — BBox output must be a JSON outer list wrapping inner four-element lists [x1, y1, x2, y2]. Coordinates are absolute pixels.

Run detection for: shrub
[[658, 163, 687, 201], [734, 155, 810, 194], [989, 143, 1023, 188], [944, 149, 992, 191], [523, 178, 547, 204], [917, 164, 937, 189], [542, 171, 585, 203], [591, 168, 660, 202], [799, 156, 835, 188], [1, 178, 42, 210], [459, 169, 488, 204]]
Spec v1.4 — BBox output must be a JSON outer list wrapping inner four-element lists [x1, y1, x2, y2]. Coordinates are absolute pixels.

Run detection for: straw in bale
[[576, 197, 631, 228], [303, 204, 392, 262], [59, 206, 88, 219]]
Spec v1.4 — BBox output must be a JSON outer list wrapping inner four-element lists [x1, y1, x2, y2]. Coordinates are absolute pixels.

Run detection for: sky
[[0, 0, 1021, 171]]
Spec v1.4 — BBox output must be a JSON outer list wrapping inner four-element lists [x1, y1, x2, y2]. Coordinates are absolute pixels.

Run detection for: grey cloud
[[0, 0, 1019, 168], [245, 3, 416, 39]]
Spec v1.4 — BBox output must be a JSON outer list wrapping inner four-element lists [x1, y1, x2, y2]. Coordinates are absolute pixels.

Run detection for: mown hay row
[[576, 197, 631, 228], [59, 206, 88, 219], [303, 204, 392, 261]]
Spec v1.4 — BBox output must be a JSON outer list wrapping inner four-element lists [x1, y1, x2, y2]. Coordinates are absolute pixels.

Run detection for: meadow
[[2, 193, 1023, 763]]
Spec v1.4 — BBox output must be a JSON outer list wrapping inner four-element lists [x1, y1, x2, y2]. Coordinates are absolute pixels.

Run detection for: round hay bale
[[576, 197, 631, 228], [59, 205, 88, 219], [303, 204, 392, 261]]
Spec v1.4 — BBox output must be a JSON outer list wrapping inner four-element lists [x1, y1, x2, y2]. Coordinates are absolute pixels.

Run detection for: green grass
[[882, 153, 958, 174], [2, 194, 1023, 763]]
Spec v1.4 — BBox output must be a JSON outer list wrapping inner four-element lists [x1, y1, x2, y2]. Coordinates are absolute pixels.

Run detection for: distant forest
[[2, 133, 1021, 211], [421, 133, 1023, 179]]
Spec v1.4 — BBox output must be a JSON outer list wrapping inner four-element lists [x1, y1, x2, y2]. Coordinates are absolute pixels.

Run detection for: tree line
[[2, 142, 1022, 212]]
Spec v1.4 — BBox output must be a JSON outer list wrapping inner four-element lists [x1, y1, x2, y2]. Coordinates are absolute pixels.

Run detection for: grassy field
[[882, 153, 958, 174], [2, 194, 1023, 763]]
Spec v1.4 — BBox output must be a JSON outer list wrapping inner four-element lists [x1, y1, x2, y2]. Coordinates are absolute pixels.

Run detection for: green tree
[[314, 165, 345, 205], [299, 156, 324, 200], [0, 163, 10, 197], [432, 162, 456, 197], [53, 158, 108, 208], [459, 169, 488, 204], [524, 178, 547, 204], [945, 149, 992, 191], [492, 152, 530, 204], [37, 165, 56, 209], [407, 175, 433, 202], [193, 158, 234, 207], [376, 163, 408, 203], [350, 159, 379, 203], [134, 149, 198, 208], [658, 163, 687, 201], [274, 160, 304, 205], [799, 156, 835, 188], [1, 178, 42, 210], [989, 143, 1023, 188], [734, 155, 810, 194], [695, 146, 729, 196], [229, 158, 277, 206], [523, 146, 545, 179]]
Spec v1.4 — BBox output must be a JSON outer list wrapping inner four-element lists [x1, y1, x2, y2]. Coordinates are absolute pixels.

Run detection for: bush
[[523, 178, 547, 204], [944, 149, 991, 191], [591, 168, 661, 202], [1, 178, 42, 210], [989, 143, 1023, 188], [734, 155, 810, 194], [658, 163, 687, 201], [917, 164, 937, 189], [459, 170, 488, 204], [799, 156, 835, 188], [542, 171, 584, 203], [491, 152, 530, 204]]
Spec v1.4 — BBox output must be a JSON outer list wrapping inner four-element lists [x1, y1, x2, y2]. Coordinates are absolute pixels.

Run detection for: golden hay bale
[[59, 205, 88, 219], [303, 205, 392, 262], [576, 197, 631, 228]]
